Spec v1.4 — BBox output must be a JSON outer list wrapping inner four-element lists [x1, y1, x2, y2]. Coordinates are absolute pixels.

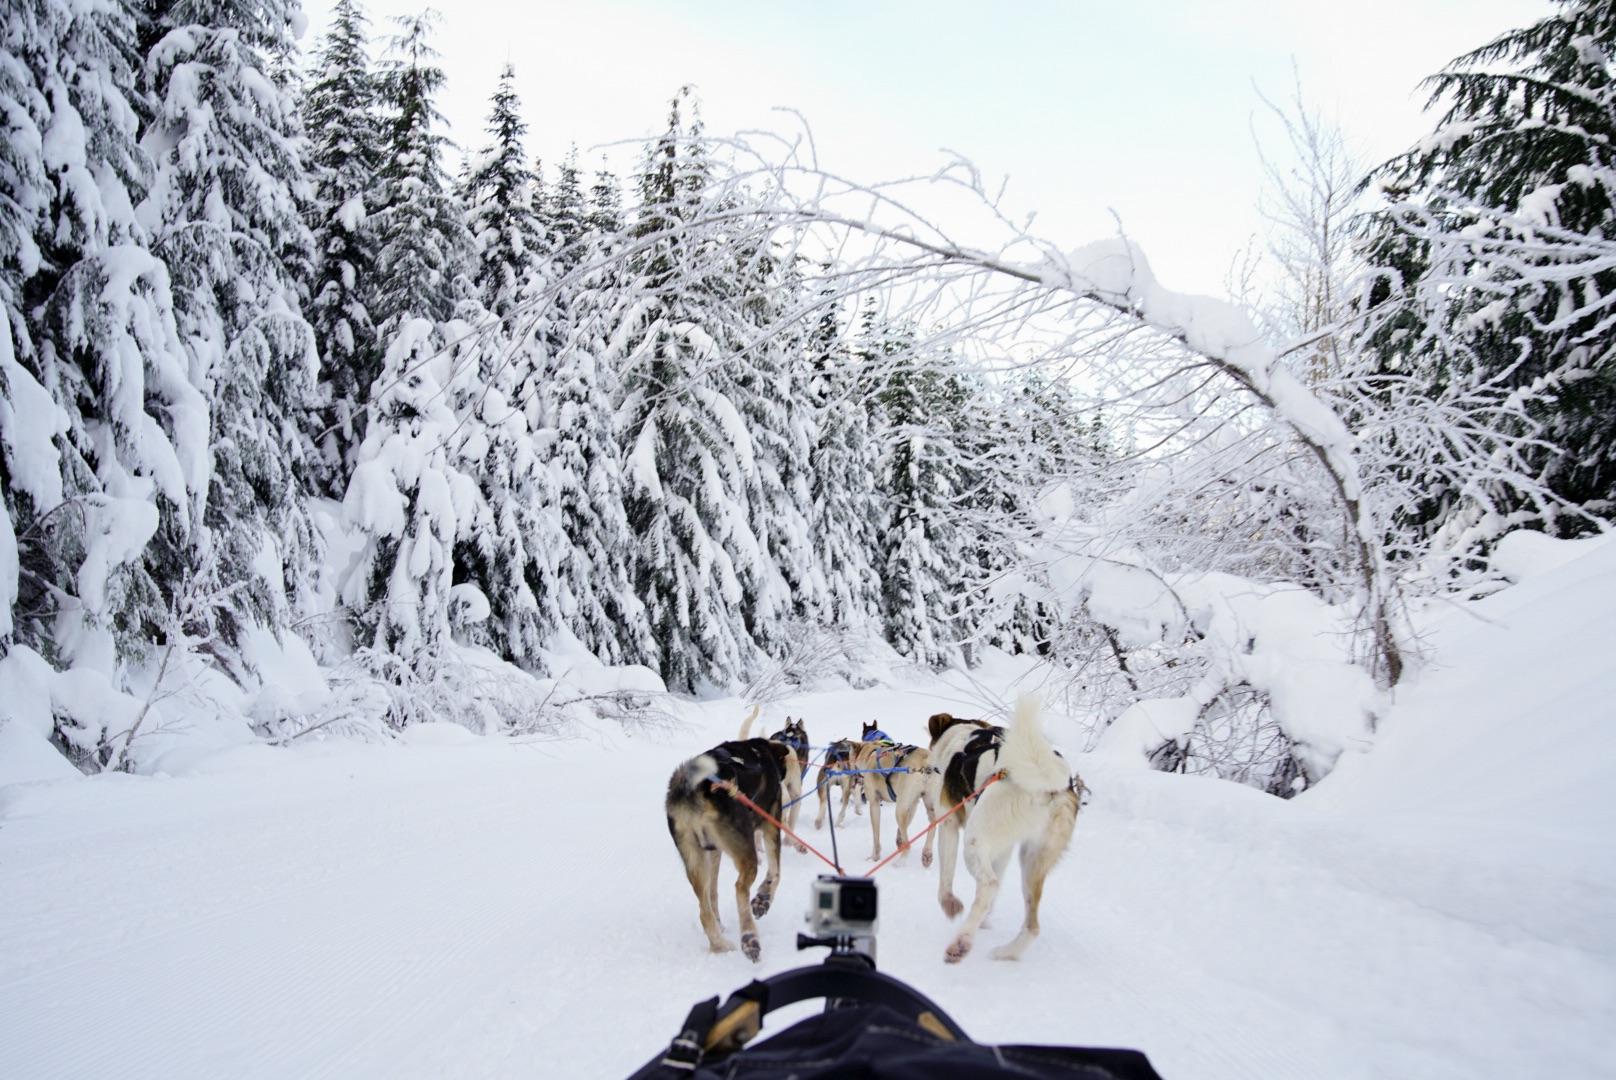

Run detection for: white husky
[[925, 698, 1082, 963]]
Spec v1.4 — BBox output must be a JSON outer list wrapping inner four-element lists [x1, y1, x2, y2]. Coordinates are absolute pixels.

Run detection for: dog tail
[[668, 753, 720, 800], [997, 697, 1071, 793], [738, 704, 760, 740]]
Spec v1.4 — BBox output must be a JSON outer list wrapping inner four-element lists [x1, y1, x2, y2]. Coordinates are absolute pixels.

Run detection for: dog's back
[[929, 717, 1002, 814]]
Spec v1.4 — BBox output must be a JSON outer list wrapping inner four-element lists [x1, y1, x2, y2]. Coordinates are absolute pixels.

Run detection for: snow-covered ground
[[2, 534, 1613, 1079]]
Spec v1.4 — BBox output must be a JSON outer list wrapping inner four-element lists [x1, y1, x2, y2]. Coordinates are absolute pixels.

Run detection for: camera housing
[[804, 875, 878, 961]]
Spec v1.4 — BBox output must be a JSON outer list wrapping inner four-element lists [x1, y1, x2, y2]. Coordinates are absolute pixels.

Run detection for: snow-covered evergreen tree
[[546, 147, 588, 264], [724, 238, 821, 645], [138, 0, 322, 663], [460, 63, 542, 318], [342, 319, 472, 662], [866, 313, 973, 668], [0, 0, 209, 766], [302, 0, 382, 493], [615, 90, 770, 691], [519, 153, 656, 668], [804, 293, 883, 630], [0, 0, 61, 650], [1361, 0, 1616, 531], [370, 11, 468, 331], [444, 313, 573, 669], [587, 157, 624, 236]]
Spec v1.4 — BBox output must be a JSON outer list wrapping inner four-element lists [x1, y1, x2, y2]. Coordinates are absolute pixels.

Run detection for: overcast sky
[[299, 0, 1552, 296]]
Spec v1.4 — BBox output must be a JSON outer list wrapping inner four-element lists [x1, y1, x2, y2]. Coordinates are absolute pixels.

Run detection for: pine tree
[[461, 63, 542, 318], [138, 0, 322, 666], [804, 291, 883, 630], [615, 90, 767, 691], [547, 147, 588, 267], [445, 311, 573, 670], [524, 152, 656, 667], [1361, 0, 1616, 530], [302, 0, 383, 493], [587, 158, 624, 236], [342, 319, 471, 662], [1, 0, 209, 760], [371, 10, 469, 331], [866, 313, 972, 668], [0, 0, 60, 648], [735, 252, 824, 637]]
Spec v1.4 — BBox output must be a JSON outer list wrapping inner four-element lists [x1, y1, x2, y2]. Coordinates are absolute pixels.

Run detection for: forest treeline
[[2, 0, 1612, 787]]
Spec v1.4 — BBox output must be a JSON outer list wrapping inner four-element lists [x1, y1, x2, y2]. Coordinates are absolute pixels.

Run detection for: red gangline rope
[[716, 770, 1004, 879], [865, 772, 1002, 876], [712, 779, 845, 875]]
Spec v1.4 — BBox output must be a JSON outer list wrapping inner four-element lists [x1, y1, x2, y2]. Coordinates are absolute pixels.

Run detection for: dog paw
[[944, 936, 972, 964], [989, 943, 1024, 962], [940, 895, 963, 919], [751, 888, 773, 918], [793, 841, 808, 854], [710, 937, 737, 954], [921, 850, 933, 869], [741, 932, 761, 962]]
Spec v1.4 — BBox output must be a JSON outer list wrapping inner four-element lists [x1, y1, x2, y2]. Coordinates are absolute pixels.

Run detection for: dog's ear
[[927, 712, 954, 743], [862, 720, 876, 737]]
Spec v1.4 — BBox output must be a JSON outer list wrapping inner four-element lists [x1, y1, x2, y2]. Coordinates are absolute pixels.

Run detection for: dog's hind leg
[[890, 781, 922, 866], [945, 838, 1012, 964], [718, 830, 765, 962], [989, 841, 1054, 961], [918, 790, 938, 868], [676, 832, 735, 953], [862, 774, 885, 860], [936, 811, 966, 918], [990, 797, 1078, 961], [753, 821, 782, 919], [782, 767, 807, 854], [703, 847, 723, 930], [835, 777, 855, 826]]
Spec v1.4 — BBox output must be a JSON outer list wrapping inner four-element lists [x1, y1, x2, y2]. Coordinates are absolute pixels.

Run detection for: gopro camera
[[803, 875, 878, 962]]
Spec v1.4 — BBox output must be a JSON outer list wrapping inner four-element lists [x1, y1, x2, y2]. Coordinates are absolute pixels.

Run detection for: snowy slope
[[1, 538, 1613, 1079]]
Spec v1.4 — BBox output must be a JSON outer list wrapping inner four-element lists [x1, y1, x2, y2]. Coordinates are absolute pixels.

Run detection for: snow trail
[[2, 540, 1614, 1078]]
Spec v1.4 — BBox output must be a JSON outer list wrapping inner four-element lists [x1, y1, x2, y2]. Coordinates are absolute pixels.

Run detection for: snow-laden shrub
[[743, 620, 895, 705], [1021, 541, 1379, 796]]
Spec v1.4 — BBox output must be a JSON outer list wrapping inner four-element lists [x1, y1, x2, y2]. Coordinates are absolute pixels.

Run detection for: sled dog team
[[664, 698, 1084, 964]]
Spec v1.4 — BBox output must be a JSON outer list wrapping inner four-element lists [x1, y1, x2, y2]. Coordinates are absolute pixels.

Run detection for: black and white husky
[[925, 699, 1082, 963], [665, 732, 791, 962]]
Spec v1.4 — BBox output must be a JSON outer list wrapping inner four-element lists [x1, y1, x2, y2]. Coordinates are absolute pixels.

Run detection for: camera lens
[[838, 880, 877, 922]]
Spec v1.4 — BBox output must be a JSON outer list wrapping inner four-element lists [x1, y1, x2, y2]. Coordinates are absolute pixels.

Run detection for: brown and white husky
[[812, 737, 863, 831], [850, 720, 936, 865], [925, 700, 1082, 963]]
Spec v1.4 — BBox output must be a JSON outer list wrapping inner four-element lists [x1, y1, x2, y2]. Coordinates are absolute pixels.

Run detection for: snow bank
[[0, 648, 82, 786], [1490, 528, 1613, 582], [1048, 546, 1377, 774], [0, 722, 81, 787]]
